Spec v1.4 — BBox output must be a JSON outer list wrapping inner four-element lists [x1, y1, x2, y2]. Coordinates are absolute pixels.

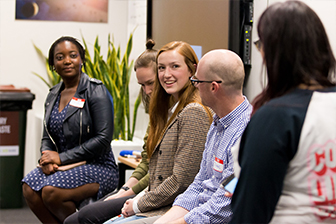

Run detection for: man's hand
[[224, 191, 233, 197], [121, 199, 135, 217], [173, 217, 187, 224], [154, 206, 189, 224]]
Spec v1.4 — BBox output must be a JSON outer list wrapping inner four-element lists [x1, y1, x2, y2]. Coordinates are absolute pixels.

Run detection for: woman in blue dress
[[22, 36, 118, 223]]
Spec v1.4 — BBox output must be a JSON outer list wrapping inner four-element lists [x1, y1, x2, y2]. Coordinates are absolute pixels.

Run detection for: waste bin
[[0, 85, 35, 208]]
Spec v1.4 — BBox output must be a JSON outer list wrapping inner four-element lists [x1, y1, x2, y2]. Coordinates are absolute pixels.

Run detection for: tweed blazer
[[137, 102, 212, 217]]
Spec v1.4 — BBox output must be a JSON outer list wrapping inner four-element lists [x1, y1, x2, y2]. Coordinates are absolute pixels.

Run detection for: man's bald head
[[198, 49, 245, 91]]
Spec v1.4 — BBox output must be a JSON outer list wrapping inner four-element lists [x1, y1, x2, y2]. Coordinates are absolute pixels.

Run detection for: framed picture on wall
[[15, 0, 108, 23]]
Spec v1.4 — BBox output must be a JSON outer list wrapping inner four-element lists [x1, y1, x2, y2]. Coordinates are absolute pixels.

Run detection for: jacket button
[[159, 150, 162, 155], [158, 175, 163, 181]]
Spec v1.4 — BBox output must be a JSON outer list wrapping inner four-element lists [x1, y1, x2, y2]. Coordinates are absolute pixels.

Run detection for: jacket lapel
[[152, 116, 178, 156], [44, 83, 63, 124]]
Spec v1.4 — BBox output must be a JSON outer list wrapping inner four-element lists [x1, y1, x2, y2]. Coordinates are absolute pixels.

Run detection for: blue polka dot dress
[[22, 94, 118, 200]]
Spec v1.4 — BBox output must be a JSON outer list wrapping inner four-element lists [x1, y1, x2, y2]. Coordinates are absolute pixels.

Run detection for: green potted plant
[[32, 33, 141, 141]]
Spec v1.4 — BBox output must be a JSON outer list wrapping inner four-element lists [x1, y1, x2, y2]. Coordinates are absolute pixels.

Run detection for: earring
[[52, 66, 56, 70]]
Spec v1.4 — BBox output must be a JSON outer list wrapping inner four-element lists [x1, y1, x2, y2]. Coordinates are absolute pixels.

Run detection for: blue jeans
[[103, 215, 145, 224]]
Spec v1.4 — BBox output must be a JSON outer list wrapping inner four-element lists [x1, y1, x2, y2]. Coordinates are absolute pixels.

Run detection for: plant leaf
[[81, 33, 92, 63], [32, 42, 60, 87], [131, 92, 142, 140], [94, 36, 101, 65], [125, 32, 133, 63], [32, 72, 52, 88]]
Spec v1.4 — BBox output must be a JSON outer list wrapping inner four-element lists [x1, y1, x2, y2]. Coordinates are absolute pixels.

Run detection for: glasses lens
[[190, 76, 196, 86], [191, 80, 195, 86], [254, 40, 261, 51]]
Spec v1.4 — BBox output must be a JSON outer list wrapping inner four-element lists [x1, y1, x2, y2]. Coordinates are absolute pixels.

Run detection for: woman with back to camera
[[105, 41, 213, 224], [230, 1, 336, 223], [64, 39, 157, 224], [21, 36, 118, 223]]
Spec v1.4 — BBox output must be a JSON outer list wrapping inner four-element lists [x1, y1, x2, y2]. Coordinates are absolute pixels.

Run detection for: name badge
[[213, 157, 224, 173], [69, 97, 85, 108]]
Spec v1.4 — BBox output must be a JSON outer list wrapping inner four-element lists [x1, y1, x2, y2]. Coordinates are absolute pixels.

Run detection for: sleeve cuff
[[132, 199, 140, 213], [58, 153, 66, 164]]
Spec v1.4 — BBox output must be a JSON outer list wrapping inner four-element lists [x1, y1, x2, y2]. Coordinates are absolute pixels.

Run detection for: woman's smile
[[157, 50, 192, 100]]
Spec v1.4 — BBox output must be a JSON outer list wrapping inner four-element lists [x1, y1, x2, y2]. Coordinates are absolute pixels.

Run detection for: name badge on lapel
[[69, 97, 85, 108], [213, 157, 224, 173]]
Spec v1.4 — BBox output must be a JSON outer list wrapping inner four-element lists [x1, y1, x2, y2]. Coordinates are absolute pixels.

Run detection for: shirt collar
[[168, 101, 179, 121], [213, 96, 250, 130]]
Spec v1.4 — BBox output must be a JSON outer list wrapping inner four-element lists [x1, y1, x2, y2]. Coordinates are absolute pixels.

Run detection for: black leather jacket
[[41, 73, 114, 165]]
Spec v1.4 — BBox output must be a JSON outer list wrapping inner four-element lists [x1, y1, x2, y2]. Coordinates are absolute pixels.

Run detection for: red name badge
[[213, 157, 224, 173], [69, 97, 85, 108]]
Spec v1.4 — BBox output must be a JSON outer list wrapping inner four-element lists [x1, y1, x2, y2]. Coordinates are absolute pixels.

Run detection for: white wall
[[245, 0, 336, 101], [0, 0, 148, 175]]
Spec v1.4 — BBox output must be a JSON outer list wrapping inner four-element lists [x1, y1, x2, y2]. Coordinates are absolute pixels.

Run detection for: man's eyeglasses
[[254, 39, 262, 52], [189, 75, 222, 87]]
